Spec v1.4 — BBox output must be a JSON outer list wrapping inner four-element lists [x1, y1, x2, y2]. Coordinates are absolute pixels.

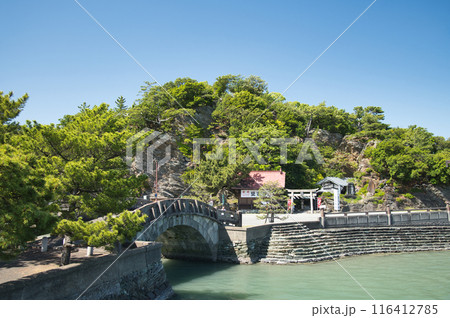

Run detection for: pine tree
[[254, 181, 288, 223]]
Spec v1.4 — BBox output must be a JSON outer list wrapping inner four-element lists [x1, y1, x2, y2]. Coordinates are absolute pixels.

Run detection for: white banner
[[334, 188, 340, 211], [241, 190, 258, 198]]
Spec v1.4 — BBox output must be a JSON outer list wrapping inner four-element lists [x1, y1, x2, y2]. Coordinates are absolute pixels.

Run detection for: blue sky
[[1, 0, 449, 138]]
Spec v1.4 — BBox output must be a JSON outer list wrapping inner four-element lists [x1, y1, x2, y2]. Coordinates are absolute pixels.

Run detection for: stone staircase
[[260, 223, 450, 264]]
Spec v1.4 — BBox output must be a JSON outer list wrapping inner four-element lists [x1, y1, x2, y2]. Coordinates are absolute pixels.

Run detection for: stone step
[[269, 233, 450, 242], [266, 244, 445, 254], [265, 242, 450, 253], [266, 242, 450, 251], [264, 246, 448, 261], [257, 225, 450, 264]]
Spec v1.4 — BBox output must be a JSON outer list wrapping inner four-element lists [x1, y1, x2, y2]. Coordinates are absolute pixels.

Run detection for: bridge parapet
[[321, 206, 450, 228], [133, 199, 222, 261], [134, 199, 219, 222]]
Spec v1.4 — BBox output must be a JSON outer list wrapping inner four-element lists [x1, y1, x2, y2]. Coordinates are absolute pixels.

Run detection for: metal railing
[[320, 204, 450, 228]]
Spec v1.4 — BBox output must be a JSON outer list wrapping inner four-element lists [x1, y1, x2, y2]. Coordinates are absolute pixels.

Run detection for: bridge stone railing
[[133, 199, 243, 226], [133, 199, 219, 222], [321, 205, 450, 228]]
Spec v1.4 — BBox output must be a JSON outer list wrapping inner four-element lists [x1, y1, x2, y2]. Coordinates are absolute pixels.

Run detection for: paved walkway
[[242, 212, 320, 226], [0, 244, 109, 284]]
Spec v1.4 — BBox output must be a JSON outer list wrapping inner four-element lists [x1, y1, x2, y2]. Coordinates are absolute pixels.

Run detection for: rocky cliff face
[[145, 139, 190, 198], [312, 129, 343, 148], [135, 106, 215, 199], [135, 125, 449, 209], [316, 131, 449, 211]]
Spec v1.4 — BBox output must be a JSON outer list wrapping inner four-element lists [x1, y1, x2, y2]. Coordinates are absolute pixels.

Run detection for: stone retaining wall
[[217, 225, 271, 264], [217, 223, 450, 264], [261, 224, 450, 264], [0, 243, 173, 300]]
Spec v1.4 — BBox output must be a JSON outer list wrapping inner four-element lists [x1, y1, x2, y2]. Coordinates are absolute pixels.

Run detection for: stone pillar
[[157, 200, 162, 215], [61, 236, 72, 266], [386, 205, 392, 226], [447, 203, 450, 222], [320, 209, 326, 228], [194, 200, 200, 214], [41, 236, 48, 252], [87, 246, 94, 256]]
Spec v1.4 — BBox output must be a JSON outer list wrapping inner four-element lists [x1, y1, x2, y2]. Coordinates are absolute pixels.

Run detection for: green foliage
[[353, 106, 389, 132], [358, 184, 369, 196], [0, 144, 57, 259], [54, 210, 147, 250], [236, 124, 290, 169], [0, 91, 28, 144], [0, 91, 27, 126], [3, 74, 448, 258], [366, 126, 449, 184], [212, 91, 269, 135], [344, 196, 362, 204], [213, 74, 268, 97], [283, 161, 323, 189], [183, 153, 251, 201], [254, 181, 288, 217], [404, 193, 415, 199], [271, 102, 357, 137], [374, 189, 385, 198], [353, 171, 366, 181], [19, 104, 147, 220], [0, 92, 57, 259], [373, 199, 384, 205], [114, 96, 127, 111], [178, 123, 203, 157], [308, 103, 356, 135], [427, 149, 450, 184], [128, 79, 214, 131]]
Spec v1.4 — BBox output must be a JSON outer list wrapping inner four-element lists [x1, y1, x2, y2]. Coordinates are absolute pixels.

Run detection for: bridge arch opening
[[156, 225, 213, 261]]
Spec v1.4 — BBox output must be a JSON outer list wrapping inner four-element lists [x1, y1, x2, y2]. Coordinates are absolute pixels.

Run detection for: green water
[[163, 251, 450, 300]]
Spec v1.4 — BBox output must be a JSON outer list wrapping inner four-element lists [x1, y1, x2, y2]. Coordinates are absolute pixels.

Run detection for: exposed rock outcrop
[[135, 106, 215, 199], [312, 129, 343, 148], [140, 138, 189, 198], [338, 135, 366, 154]]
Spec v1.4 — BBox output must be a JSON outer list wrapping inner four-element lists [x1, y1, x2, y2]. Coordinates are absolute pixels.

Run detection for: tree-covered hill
[[1, 75, 449, 257], [122, 75, 450, 208]]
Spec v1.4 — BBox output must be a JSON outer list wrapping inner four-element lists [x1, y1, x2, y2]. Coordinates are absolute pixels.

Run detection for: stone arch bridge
[[134, 199, 234, 261]]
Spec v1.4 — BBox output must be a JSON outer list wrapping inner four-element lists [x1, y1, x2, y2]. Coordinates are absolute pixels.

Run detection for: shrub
[[404, 193, 415, 199], [358, 184, 369, 196], [353, 171, 365, 180], [344, 196, 362, 204], [374, 189, 385, 198]]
